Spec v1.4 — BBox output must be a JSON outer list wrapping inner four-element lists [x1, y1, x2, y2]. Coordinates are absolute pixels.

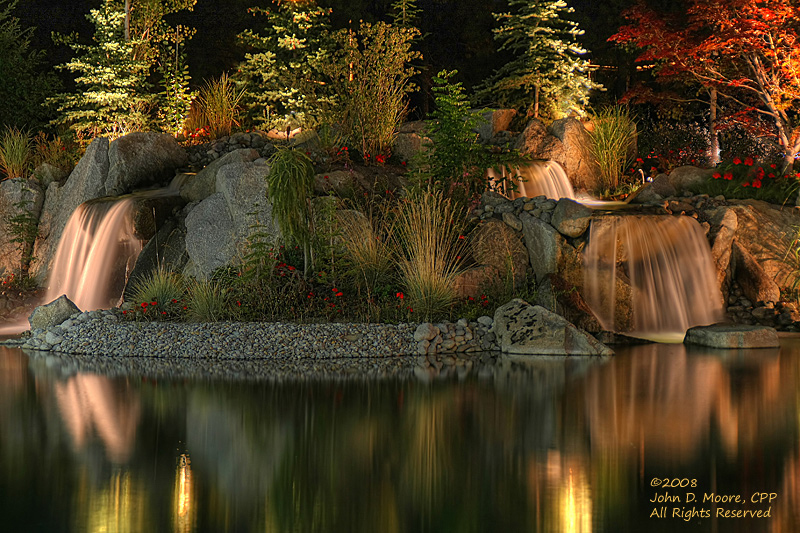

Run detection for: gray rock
[[0, 178, 45, 277], [181, 148, 259, 202], [668, 166, 714, 194], [184, 193, 237, 279], [32, 163, 69, 188], [216, 160, 276, 240], [521, 213, 565, 281], [29, 295, 81, 330], [492, 298, 612, 355], [733, 241, 780, 304], [414, 323, 440, 342], [45, 331, 63, 345], [550, 198, 592, 237], [106, 132, 187, 196], [548, 117, 601, 191], [502, 211, 523, 231], [684, 324, 779, 349]]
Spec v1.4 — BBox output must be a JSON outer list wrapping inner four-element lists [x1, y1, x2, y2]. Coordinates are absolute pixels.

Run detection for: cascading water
[[583, 215, 724, 342], [45, 177, 185, 312], [488, 161, 576, 200], [44, 198, 143, 311]]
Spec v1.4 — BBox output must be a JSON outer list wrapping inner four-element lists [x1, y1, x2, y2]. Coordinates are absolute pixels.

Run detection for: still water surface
[[2, 340, 800, 533]]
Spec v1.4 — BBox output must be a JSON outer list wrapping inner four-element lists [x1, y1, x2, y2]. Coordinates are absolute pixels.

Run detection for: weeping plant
[[588, 105, 637, 193], [267, 148, 317, 277]]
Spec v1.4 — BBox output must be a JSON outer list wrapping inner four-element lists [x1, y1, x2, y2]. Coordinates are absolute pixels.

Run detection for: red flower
[[768, 173, 775, 178], [742, 182, 750, 187], [733, 157, 742, 165], [396, 292, 404, 299], [141, 302, 148, 308], [752, 180, 762, 189], [336, 292, 343, 297], [770, 163, 777, 169], [712, 172, 722, 180], [407, 307, 413, 313], [744, 156, 754, 166], [723, 172, 733, 180], [171, 299, 178, 304], [150, 301, 157, 306]]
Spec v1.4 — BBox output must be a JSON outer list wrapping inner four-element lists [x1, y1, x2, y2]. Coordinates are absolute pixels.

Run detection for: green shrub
[[128, 266, 186, 320], [322, 21, 420, 162], [337, 208, 395, 296], [197, 73, 244, 139], [588, 106, 637, 192], [31, 132, 76, 178], [0, 126, 32, 179], [395, 191, 469, 321]]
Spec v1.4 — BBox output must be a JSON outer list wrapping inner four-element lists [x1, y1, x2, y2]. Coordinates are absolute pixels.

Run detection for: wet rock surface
[[684, 324, 780, 349]]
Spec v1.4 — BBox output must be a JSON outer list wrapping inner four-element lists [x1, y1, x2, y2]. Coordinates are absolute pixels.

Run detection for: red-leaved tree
[[611, 0, 800, 170]]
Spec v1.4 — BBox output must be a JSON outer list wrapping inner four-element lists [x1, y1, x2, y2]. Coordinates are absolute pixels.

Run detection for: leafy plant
[[0, 126, 31, 179], [6, 195, 39, 277], [196, 73, 244, 139], [690, 157, 799, 205], [31, 132, 76, 177], [395, 191, 469, 321], [267, 148, 317, 276], [157, 26, 195, 137], [322, 21, 420, 162], [588, 106, 637, 192], [415, 70, 518, 207]]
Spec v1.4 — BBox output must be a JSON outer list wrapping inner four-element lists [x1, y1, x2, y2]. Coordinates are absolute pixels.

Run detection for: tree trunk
[[125, 0, 131, 41], [708, 88, 720, 165], [533, 85, 540, 120]]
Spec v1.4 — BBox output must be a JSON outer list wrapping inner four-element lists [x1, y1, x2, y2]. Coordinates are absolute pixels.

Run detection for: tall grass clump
[[187, 279, 229, 322], [128, 266, 186, 319], [268, 149, 317, 276], [395, 191, 469, 320], [0, 126, 32, 180], [588, 106, 637, 193], [197, 73, 244, 139], [337, 209, 395, 294]]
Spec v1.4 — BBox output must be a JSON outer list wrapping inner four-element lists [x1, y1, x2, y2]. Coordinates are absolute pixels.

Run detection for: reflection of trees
[[54, 374, 141, 464]]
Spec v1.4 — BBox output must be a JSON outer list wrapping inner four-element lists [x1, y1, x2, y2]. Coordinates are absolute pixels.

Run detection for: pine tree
[[51, 1, 153, 139], [236, 0, 333, 131], [0, 0, 59, 131], [478, 0, 602, 120], [390, 0, 421, 29], [157, 25, 195, 136]]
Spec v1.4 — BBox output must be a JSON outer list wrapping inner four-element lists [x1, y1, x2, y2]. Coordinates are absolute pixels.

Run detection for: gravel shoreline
[[3, 309, 419, 359]]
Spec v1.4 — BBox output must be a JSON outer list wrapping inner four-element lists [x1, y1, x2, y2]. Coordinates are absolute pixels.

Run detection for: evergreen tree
[[157, 25, 195, 136], [390, 0, 421, 29], [52, 0, 196, 140], [52, 1, 154, 139], [236, 0, 333, 131], [478, 0, 602, 120], [0, 0, 59, 131]]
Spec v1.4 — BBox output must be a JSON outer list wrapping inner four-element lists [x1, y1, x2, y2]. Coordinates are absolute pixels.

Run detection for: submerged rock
[[683, 324, 780, 349]]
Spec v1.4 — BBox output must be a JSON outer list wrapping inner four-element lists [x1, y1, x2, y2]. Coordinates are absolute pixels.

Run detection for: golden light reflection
[[531, 452, 593, 533], [80, 469, 150, 533], [173, 453, 196, 533]]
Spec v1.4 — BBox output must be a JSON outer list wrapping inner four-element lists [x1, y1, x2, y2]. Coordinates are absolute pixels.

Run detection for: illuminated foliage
[[478, 0, 602, 120], [611, 0, 800, 168]]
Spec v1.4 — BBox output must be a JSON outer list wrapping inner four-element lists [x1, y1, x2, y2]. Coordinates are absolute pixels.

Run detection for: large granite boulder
[[551, 198, 592, 238], [492, 298, 612, 355], [184, 160, 279, 280], [515, 119, 567, 164], [684, 324, 779, 349], [549, 117, 601, 191], [125, 210, 190, 297], [472, 219, 529, 288], [181, 148, 259, 202], [106, 132, 187, 196], [732, 241, 781, 304], [28, 294, 80, 329], [0, 178, 44, 277], [520, 212, 569, 280], [476, 108, 517, 141]]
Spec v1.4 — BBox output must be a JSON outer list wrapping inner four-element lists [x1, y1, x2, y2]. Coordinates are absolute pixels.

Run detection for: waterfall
[[583, 215, 724, 342], [488, 161, 576, 200], [44, 198, 143, 312]]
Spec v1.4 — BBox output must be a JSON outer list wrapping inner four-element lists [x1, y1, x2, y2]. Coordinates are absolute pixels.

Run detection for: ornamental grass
[[128, 266, 186, 320], [0, 126, 32, 180], [187, 279, 231, 322], [588, 106, 637, 192], [197, 73, 244, 139], [395, 191, 469, 321]]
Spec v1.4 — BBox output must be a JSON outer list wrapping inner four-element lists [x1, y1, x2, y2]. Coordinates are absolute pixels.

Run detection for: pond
[[2, 340, 800, 532]]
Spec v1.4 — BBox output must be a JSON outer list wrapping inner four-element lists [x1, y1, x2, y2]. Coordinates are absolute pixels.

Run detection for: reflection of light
[[173, 453, 195, 533], [81, 469, 150, 532], [266, 127, 303, 140], [562, 468, 592, 533]]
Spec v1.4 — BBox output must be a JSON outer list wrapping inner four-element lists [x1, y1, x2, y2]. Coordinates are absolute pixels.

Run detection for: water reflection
[[2, 341, 800, 531]]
